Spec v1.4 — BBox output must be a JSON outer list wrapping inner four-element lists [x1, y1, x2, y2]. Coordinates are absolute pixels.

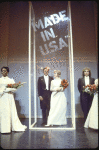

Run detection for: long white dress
[[84, 92, 98, 129], [47, 78, 67, 125], [0, 76, 27, 133]]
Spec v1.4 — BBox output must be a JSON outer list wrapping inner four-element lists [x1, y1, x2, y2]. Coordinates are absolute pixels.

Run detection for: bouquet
[[53, 79, 69, 97], [5, 82, 26, 92], [60, 79, 69, 90], [83, 84, 98, 96], [6, 81, 26, 89], [7, 82, 26, 89]]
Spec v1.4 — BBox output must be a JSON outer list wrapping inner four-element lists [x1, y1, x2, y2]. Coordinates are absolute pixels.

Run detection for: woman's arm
[[50, 80, 55, 92]]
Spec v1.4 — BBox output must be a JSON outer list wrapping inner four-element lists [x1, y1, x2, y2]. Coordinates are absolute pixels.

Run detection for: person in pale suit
[[78, 67, 95, 122]]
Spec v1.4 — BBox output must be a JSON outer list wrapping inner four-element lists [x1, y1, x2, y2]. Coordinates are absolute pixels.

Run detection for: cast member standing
[[78, 67, 95, 122], [46, 70, 67, 126], [38, 67, 53, 126], [0, 66, 27, 133], [84, 79, 98, 129]]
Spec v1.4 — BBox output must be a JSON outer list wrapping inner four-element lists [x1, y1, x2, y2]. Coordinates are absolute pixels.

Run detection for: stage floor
[[0, 118, 98, 149], [30, 118, 73, 128]]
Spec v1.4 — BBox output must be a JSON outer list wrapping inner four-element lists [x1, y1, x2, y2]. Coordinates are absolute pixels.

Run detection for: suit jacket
[[38, 76, 53, 97], [38, 76, 53, 109], [78, 77, 95, 93]]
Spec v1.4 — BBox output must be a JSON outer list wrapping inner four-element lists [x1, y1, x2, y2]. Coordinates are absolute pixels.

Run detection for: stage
[[0, 118, 98, 149]]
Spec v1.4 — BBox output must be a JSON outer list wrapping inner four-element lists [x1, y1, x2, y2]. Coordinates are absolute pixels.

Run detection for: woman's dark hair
[[1, 66, 9, 73], [82, 67, 91, 77]]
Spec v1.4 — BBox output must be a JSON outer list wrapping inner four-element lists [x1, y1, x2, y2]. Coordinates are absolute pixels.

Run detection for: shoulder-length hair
[[82, 67, 91, 77], [54, 70, 61, 77], [1, 66, 9, 73]]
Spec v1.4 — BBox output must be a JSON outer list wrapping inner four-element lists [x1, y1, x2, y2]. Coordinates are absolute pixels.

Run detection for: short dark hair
[[43, 67, 49, 72], [1, 66, 9, 73]]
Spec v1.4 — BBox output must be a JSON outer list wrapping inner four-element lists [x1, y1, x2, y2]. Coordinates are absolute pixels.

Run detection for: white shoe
[[45, 124, 53, 127], [45, 124, 50, 126]]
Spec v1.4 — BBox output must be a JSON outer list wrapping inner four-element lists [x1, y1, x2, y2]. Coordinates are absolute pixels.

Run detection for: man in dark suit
[[38, 67, 53, 126], [78, 67, 95, 122]]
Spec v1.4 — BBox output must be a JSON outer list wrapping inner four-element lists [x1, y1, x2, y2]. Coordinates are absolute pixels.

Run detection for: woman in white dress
[[0, 66, 27, 133], [45, 70, 67, 126], [84, 79, 98, 129]]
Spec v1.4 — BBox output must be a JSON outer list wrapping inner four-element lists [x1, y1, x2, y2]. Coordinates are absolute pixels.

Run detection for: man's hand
[[39, 96, 43, 101]]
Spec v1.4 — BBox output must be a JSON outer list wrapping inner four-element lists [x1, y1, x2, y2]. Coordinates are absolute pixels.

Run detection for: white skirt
[[84, 93, 98, 129]]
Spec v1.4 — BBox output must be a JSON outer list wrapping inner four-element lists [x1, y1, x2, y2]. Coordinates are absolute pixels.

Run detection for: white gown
[[84, 92, 98, 129], [47, 78, 67, 125], [0, 76, 27, 133]]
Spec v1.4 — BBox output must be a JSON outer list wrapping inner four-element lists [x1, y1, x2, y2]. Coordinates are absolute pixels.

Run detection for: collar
[[1, 76, 8, 79], [85, 76, 89, 78], [44, 75, 48, 78]]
